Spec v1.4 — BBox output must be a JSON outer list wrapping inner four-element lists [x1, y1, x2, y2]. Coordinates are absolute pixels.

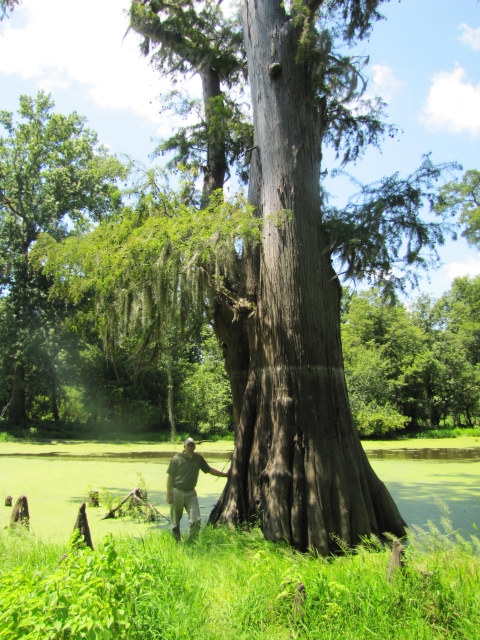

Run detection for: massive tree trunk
[[209, 0, 406, 553]]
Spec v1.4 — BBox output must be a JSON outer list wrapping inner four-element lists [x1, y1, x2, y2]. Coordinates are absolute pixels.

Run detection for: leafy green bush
[[355, 401, 405, 437], [0, 536, 146, 638]]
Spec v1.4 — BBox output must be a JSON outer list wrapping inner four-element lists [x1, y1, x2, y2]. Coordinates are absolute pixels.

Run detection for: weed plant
[[0, 508, 479, 640]]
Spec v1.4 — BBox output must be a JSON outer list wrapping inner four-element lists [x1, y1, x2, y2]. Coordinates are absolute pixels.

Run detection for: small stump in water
[[5, 496, 12, 507], [88, 490, 99, 507], [72, 502, 94, 550], [10, 495, 29, 530]]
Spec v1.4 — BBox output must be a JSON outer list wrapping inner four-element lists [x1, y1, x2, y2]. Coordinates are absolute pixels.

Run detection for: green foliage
[[342, 278, 480, 435], [325, 156, 459, 296], [436, 169, 480, 246], [129, 1, 246, 84], [35, 178, 259, 314], [154, 91, 254, 184], [355, 402, 405, 437], [0, 92, 125, 262], [413, 427, 480, 439], [177, 325, 233, 433], [32, 168, 259, 430], [0, 92, 126, 425], [0, 536, 143, 638], [0, 523, 479, 639]]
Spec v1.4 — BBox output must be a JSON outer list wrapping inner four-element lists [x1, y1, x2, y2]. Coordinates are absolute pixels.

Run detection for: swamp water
[[1, 445, 479, 543]]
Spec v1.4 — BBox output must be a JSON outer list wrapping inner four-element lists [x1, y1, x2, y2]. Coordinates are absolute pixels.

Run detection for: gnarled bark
[[209, 0, 406, 554]]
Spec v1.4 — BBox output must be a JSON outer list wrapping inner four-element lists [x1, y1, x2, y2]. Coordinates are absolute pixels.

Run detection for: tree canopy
[[436, 170, 480, 247], [0, 92, 126, 424]]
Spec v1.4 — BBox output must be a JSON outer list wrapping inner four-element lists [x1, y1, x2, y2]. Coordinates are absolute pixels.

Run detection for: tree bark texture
[[209, 1, 406, 553], [201, 69, 227, 204]]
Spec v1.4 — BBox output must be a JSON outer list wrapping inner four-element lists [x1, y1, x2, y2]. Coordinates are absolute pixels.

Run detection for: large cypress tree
[[63, 0, 452, 553], [207, 0, 408, 552]]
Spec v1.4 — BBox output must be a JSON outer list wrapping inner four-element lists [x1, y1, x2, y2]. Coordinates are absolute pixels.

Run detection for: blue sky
[[1, 0, 479, 298]]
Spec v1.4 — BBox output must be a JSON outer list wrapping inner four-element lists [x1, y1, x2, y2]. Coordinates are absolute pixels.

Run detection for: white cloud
[[458, 23, 480, 51], [369, 63, 404, 102], [444, 256, 480, 281], [421, 66, 480, 136], [0, 0, 191, 133]]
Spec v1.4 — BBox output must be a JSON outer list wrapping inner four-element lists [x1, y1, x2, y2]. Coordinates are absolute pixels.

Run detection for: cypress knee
[[5, 496, 12, 507], [387, 539, 405, 581], [72, 502, 94, 550], [10, 495, 29, 529]]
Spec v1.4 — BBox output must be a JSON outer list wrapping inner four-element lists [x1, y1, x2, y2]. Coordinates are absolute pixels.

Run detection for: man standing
[[166, 437, 229, 541]]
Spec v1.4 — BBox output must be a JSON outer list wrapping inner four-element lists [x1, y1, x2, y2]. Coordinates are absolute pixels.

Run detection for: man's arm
[[166, 473, 173, 504], [208, 466, 230, 478]]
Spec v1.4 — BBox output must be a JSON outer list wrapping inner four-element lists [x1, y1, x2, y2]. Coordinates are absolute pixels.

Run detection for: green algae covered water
[[1, 438, 479, 543]]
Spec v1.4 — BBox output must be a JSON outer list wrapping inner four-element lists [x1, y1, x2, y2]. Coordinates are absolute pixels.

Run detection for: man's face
[[184, 442, 196, 457]]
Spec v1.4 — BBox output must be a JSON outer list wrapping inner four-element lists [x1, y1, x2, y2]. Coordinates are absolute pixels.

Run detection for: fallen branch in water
[[101, 487, 170, 524]]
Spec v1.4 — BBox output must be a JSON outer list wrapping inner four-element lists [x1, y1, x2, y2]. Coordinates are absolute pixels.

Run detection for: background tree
[[33, 166, 256, 434], [435, 276, 480, 427], [129, 0, 250, 201], [0, 92, 125, 424], [341, 283, 480, 434], [436, 170, 480, 246]]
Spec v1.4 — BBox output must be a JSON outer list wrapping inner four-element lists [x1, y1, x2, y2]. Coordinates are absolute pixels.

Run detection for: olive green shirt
[[167, 452, 210, 491]]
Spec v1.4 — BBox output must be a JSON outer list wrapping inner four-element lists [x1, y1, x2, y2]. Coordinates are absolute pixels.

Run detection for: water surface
[[2, 446, 480, 461]]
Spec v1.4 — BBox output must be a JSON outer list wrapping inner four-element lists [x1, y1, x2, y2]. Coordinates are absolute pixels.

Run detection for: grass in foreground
[[0, 515, 479, 640]]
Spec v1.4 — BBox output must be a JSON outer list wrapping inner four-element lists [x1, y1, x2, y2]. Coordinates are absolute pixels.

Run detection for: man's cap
[[184, 437, 196, 445]]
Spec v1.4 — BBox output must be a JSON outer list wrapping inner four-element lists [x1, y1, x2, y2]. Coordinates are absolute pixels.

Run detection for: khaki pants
[[170, 488, 201, 541]]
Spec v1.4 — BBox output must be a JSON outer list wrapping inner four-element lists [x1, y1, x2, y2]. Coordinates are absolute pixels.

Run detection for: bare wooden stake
[[73, 502, 94, 550], [9, 495, 29, 530], [387, 539, 405, 581]]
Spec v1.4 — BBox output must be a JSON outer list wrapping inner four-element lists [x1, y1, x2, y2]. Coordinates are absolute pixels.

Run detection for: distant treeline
[[342, 277, 480, 436], [2, 274, 480, 438]]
